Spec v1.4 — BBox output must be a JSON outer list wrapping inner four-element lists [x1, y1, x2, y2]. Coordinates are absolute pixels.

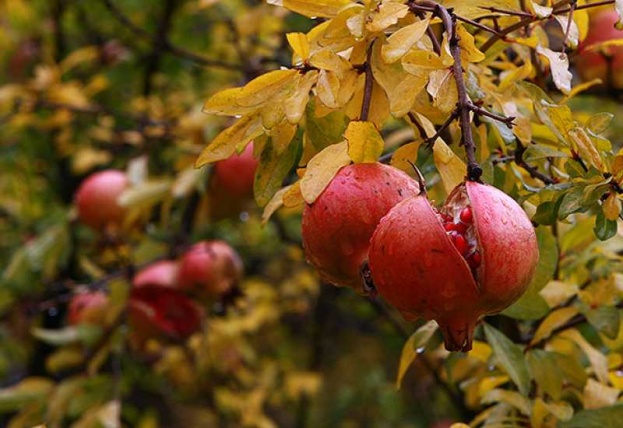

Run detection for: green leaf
[[0, 377, 54, 412], [583, 305, 621, 339], [587, 112, 614, 134], [523, 144, 568, 162], [484, 323, 531, 395], [558, 186, 588, 219], [594, 210, 618, 241], [395, 321, 438, 389], [526, 349, 564, 400], [558, 404, 623, 428], [305, 103, 349, 152], [254, 137, 299, 207], [532, 199, 561, 225], [504, 226, 557, 320]]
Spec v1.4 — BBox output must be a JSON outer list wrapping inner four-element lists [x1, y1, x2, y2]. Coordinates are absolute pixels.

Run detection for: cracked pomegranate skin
[[368, 181, 539, 351], [301, 163, 420, 293]]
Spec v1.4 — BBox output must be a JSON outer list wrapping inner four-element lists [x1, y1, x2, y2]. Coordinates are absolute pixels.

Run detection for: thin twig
[[561, 1, 577, 50], [515, 143, 557, 185], [456, 15, 505, 37], [468, 103, 515, 128]]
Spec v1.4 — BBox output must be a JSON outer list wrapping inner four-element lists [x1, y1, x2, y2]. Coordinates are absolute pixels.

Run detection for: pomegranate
[[301, 163, 421, 293], [368, 181, 538, 351], [133, 260, 180, 289], [576, 8, 623, 89], [128, 285, 204, 342], [75, 170, 129, 231], [178, 240, 243, 299], [212, 142, 258, 197], [68, 291, 110, 325]]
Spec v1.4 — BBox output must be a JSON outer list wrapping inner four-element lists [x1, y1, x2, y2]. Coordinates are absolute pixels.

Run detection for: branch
[[359, 44, 375, 122], [514, 143, 558, 185], [469, 103, 515, 128]]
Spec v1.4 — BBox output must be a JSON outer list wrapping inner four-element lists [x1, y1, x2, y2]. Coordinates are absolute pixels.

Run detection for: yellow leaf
[[536, 46, 572, 94], [285, 70, 318, 124], [345, 121, 384, 163], [287, 32, 310, 61], [203, 87, 255, 116], [366, 2, 409, 33], [280, 0, 351, 18], [603, 193, 621, 221], [300, 141, 351, 204], [402, 49, 444, 72], [262, 185, 292, 224], [559, 329, 609, 383], [382, 19, 430, 64], [569, 127, 604, 171], [236, 69, 298, 107], [195, 115, 263, 167], [427, 69, 458, 113], [59, 46, 99, 73], [584, 378, 620, 409], [457, 24, 485, 63], [309, 49, 351, 73], [413, 113, 465, 193], [440, 0, 521, 19], [316, 70, 341, 109], [500, 63, 534, 91], [372, 41, 428, 116], [269, 121, 298, 155], [530, 306, 580, 346], [283, 181, 304, 207], [396, 321, 438, 389], [391, 142, 420, 173], [481, 389, 531, 415]]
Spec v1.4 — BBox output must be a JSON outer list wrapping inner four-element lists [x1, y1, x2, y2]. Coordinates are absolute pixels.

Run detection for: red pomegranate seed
[[451, 232, 468, 255], [467, 250, 482, 269], [460, 206, 473, 224]]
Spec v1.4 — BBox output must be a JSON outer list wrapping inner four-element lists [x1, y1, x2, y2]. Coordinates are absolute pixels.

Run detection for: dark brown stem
[[561, 1, 577, 50], [558, 0, 614, 12], [359, 44, 375, 122], [456, 15, 505, 37], [424, 109, 460, 147], [515, 143, 557, 185], [408, 3, 442, 55], [469, 103, 515, 128], [478, 6, 533, 18]]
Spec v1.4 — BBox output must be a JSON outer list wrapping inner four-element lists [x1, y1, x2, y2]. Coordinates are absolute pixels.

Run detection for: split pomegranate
[[368, 181, 538, 352], [301, 163, 420, 293]]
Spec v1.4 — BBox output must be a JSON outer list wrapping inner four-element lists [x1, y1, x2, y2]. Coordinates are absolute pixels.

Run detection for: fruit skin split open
[[368, 181, 539, 352]]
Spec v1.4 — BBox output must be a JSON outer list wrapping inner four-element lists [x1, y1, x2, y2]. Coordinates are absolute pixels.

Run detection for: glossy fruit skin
[[68, 291, 110, 325], [576, 9, 623, 89], [301, 163, 421, 293], [133, 260, 180, 289], [368, 181, 538, 351], [75, 170, 129, 231], [178, 240, 243, 299], [212, 143, 258, 197]]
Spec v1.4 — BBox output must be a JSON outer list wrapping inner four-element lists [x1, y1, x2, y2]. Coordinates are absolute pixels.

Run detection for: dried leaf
[[536, 46, 572, 94]]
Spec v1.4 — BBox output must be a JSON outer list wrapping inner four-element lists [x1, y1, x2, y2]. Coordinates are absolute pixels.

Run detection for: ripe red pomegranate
[[301, 163, 421, 293], [128, 285, 204, 342], [576, 8, 623, 89], [68, 291, 110, 325], [178, 240, 243, 299], [212, 143, 258, 197], [368, 181, 538, 351], [133, 260, 180, 289], [75, 170, 129, 231]]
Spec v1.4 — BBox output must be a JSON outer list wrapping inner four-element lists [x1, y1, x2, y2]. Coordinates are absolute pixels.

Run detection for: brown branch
[[359, 44, 375, 122], [469, 103, 515, 128], [515, 143, 557, 185], [561, 1, 577, 50], [477, 6, 533, 18], [455, 15, 505, 38]]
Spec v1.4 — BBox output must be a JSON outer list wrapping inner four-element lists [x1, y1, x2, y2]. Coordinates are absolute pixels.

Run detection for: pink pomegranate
[[68, 291, 110, 325], [133, 260, 180, 289], [368, 181, 538, 351], [301, 163, 421, 293], [75, 170, 129, 231], [178, 240, 243, 299], [212, 143, 258, 197]]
